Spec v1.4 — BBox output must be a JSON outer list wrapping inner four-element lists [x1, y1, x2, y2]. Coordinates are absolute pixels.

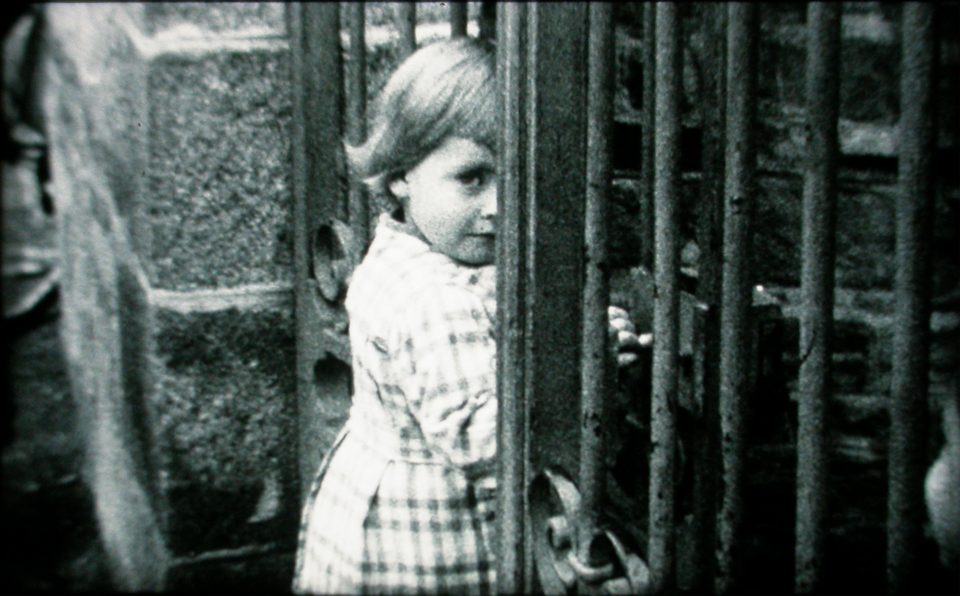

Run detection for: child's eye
[[455, 168, 492, 189]]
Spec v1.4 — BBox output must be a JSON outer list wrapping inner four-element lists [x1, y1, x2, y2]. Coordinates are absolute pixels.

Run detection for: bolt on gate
[[288, 3, 947, 594]]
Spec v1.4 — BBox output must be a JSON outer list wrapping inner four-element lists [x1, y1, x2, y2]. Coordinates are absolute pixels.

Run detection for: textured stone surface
[[358, 3, 488, 122], [758, 30, 900, 124], [835, 182, 897, 290], [779, 286, 958, 402], [147, 301, 298, 554], [839, 38, 900, 124], [752, 173, 803, 286], [931, 190, 960, 298], [145, 48, 293, 290], [363, 39, 404, 106], [751, 172, 916, 290], [610, 179, 643, 268], [145, 2, 286, 36], [363, 2, 464, 28]]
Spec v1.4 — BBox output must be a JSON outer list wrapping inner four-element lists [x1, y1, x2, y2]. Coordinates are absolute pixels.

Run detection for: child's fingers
[[618, 329, 643, 348], [613, 330, 650, 370], [606, 306, 651, 369], [608, 306, 633, 329], [608, 305, 630, 319], [609, 315, 636, 334], [608, 306, 636, 333]]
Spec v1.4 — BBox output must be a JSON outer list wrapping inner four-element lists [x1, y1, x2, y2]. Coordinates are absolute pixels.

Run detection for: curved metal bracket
[[529, 467, 652, 595], [591, 529, 651, 594], [311, 218, 360, 303], [530, 467, 582, 594]]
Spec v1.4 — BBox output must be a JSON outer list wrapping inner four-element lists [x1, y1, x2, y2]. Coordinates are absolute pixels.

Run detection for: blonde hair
[[345, 37, 496, 201]]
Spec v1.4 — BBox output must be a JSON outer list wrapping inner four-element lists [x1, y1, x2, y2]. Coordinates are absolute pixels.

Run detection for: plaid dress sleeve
[[394, 283, 497, 484]]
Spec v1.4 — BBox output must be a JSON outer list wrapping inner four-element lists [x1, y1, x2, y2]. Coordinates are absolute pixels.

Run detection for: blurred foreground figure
[[3, 4, 57, 321]]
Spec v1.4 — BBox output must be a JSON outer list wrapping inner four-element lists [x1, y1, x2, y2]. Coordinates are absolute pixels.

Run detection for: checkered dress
[[293, 215, 498, 594]]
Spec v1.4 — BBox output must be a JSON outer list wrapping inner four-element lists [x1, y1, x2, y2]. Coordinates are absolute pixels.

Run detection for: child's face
[[393, 136, 497, 266]]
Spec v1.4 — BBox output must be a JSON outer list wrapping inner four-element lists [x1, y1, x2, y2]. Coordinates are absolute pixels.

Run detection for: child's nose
[[480, 184, 497, 219]]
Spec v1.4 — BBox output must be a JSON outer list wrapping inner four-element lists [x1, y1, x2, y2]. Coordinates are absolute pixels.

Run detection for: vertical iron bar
[[345, 1, 369, 250], [692, 4, 726, 591], [716, 4, 758, 593], [577, 0, 614, 572], [288, 2, 345, 498], [395, 2, 416, 58], [795, 4, 841, 593], [450, 1, 467, 38], [523, 1, 587, 488], [640, 2, 656, 271], [649, 3, 682, 592], [479, 1, 497, 42], [496, 4, 528, 592], [888, 3, 936, 592], [496, 4, 587, 592]]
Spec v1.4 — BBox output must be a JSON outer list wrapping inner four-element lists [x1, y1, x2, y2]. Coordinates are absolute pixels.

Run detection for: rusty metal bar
[[888, 4, 936, 592], [288, 2, 346, 499], [495, 4, 528, 592], [523, 0, 587, 491], [649, 3, 682, 592], [479, 1, 496, 41], [449, 1, 467, 38], [496, 4, 587, 592], [344, 1, 369, 250], [716, 4, 758, 593], [640, 2, 656, 271], [577, 1, 614, 573], [395, 2, 416, 58], [691, 4, 726, 591], [795, 4, 841, 592], [522, 2, 588, 590]]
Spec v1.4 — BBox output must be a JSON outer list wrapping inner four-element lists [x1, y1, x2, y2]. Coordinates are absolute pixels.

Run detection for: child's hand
[[608, 306, 651, 367]]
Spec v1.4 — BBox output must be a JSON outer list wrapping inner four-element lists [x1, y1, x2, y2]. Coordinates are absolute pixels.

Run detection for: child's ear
[[388, 175, 409, 199]]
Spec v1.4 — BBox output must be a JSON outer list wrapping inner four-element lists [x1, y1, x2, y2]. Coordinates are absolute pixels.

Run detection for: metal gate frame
[[288, 3, 945, 594]]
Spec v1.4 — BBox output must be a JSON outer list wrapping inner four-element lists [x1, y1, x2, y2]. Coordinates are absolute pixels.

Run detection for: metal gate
[[288, 3, 947, 593]]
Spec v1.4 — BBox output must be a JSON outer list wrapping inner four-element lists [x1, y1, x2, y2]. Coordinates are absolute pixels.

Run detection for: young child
[[293, 37, 642, 594]]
